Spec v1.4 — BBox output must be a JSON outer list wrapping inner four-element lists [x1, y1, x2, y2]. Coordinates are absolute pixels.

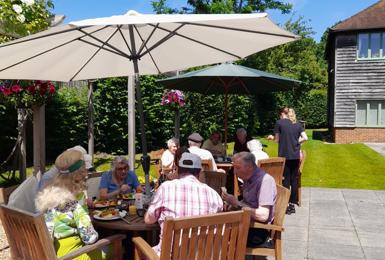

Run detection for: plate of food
[[117, 193, 134, 200], [93, 200, 117, 208], [93, 209, 127, 220]]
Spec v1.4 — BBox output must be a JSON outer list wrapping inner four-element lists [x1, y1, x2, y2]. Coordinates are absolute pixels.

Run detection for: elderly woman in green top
[[35, 149, 103, 260]]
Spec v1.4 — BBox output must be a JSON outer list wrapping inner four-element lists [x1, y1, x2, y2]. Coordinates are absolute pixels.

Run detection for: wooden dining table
[[91, 212, 159, 232], [216, 161, 241, 197]]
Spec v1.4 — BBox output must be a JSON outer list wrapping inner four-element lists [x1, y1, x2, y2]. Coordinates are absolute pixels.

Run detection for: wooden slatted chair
[[257, 157, 286, 185], [245, 185, 290, 260], [86, 171, 103, 199], [133, 209, 251, 260], [198, 170, 227, 195], [201, 159, 214, 172], [0, 204, 126, 260], [297, 150, 306, 206], [149, 149, 165, 178]]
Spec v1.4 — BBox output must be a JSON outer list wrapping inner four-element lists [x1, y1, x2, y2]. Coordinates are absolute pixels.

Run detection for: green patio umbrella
[[158, 63, 301, 147]]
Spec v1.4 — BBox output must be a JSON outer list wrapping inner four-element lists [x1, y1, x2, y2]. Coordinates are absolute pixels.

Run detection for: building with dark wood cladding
[[326, 0, 385, 143]]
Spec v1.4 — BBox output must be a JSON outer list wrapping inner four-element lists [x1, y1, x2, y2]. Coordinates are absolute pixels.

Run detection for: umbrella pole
[[224, 92, 228, 156], [129, 25, 151, 198]]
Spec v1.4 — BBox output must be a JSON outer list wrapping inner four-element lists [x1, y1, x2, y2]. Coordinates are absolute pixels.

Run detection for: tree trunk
[[17, 108, 27, 181]]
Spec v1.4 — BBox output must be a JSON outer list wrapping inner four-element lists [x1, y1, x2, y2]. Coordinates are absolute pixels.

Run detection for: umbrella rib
[[70, 27, 122, 81], [0, 26, 90, 48], [133, 25, 161, 74], [143, 23, 242, 60], [117, 26, 132, 55], [138, 24, 185, 59], [183, 22, 298, 39], [0, 35, 98, 74], [77, 26, 131, 59], [136, 23, 159, 55]]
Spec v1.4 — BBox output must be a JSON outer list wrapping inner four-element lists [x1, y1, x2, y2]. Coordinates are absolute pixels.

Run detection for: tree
[[0, 0, 53, 43], [152, 0, 292, 14]]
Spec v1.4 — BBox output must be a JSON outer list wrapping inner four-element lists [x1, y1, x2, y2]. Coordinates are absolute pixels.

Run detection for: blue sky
[[53, 0, 379, 42]]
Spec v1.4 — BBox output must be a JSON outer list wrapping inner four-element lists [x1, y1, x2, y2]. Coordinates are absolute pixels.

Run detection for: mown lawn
[[3, 129, 385, 190], [261, 129, 385, 190]]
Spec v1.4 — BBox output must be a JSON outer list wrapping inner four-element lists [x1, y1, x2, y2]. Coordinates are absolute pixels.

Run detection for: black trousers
[[283, 159, 300, 204], [247, 228, 270, 247]]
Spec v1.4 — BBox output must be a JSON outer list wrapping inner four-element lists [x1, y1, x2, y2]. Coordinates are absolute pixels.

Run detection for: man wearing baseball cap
[[145, 152, 223, 255], [187, 132, 219, 171]]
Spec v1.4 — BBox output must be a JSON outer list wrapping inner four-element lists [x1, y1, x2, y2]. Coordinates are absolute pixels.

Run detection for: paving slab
[[365, 143, 385, 157], [280, 187, 385, 260], [362, 246, 385, 260]]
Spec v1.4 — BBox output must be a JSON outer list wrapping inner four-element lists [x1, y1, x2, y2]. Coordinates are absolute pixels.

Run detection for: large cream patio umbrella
[[0, 10, 298, 195]]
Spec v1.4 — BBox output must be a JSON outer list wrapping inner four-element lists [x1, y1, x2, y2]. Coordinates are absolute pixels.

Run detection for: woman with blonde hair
[[35, 149, 102, 259]]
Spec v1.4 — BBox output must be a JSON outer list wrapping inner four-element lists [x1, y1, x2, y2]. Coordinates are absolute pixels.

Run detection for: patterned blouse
[[45, 196, 98, 244]]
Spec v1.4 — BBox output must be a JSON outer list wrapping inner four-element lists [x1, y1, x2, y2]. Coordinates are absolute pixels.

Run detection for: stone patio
[[275, 187, 385, 260]]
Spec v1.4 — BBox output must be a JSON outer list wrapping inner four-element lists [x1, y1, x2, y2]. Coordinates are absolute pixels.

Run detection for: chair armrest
[[132, 237, 159, 260], [250, 222, 284, 232], [59, 234, 126, 260]]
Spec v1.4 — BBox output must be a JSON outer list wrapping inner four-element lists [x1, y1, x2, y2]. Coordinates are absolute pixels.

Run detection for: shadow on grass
[[312, 129, 332, 142], [93, 158, 112, 168]]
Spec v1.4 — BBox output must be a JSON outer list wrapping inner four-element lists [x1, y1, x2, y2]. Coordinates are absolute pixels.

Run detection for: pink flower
[[11, 84, 22, 93], [27, 85, 36, 94], [3, 88, 12, 96], [48, 85, 55, 94]]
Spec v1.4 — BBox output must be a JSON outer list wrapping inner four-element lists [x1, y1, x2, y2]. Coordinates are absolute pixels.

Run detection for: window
[[357, 32, 385, 59], [356, 100, 385, 126]]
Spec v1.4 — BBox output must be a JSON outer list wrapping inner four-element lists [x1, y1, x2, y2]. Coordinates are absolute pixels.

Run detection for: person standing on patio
[[267, 107, 307, 214], [222, 152, 276, 247], [99, 156, 141, 199], [187, 132, 219, 171], [202, 131, 226, 156], [145, 152, 223, 255]]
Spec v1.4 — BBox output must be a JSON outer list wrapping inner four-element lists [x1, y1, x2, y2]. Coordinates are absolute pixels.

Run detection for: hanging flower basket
[[160, 89, 185, 111], [0, 80, 56, 108]]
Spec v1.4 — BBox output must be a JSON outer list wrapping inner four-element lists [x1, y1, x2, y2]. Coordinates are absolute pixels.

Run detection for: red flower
[[27, 85, 36, 94], [3, 88, 12, 96], [48, 85, 55, 94], [11, 84, 22, 93]]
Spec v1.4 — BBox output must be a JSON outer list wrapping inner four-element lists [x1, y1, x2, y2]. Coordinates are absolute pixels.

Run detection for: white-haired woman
[[35, 150, 101, 259], [99, 156, 141, 199], [160, 137, 179, 180], [247, 139, 269, 164]]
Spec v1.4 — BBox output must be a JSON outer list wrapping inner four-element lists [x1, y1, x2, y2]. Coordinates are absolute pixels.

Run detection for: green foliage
[[45, 85, 88, 160], [0, 0, 53, 41]]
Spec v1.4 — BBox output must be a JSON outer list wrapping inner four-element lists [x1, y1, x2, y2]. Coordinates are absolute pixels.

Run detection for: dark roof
[[331, 0, 385, 32]]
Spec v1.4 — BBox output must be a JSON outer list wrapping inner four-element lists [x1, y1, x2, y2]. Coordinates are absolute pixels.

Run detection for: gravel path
[[0, 224, 10, 259]]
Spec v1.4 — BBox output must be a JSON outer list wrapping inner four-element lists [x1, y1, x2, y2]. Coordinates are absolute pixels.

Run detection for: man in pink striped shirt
[[145, 152, 223, 254]]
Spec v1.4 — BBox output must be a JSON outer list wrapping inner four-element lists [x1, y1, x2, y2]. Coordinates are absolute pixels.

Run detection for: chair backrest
[[201, 159, 213, 172], [0, 204, 57, 260], [199, 171, 227, 195], [258, 157, 286, 185], [87, 172, 103, 199], [160, 209, 251, 260], [150, 149, 165, 177], [272, 185, 291, 227]]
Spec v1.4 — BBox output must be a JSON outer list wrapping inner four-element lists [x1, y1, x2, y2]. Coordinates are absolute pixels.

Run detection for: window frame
[[355, 100, 385, 127], [357, 32, 385, 60]]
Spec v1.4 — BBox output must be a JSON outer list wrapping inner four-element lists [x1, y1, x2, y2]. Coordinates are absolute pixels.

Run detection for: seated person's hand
[[221, 189, 238, 208], [120, 184, 130, 193], [217, 168, 226, 173], [267, 135, 274, 140]]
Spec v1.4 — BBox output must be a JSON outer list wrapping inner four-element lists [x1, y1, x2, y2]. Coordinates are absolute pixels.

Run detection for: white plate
[[93, 210, 127, 221]]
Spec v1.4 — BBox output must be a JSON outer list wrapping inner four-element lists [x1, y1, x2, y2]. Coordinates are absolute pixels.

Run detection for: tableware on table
[[136, 208, 146, 217], [93, 200, 110, 209], [135, 193, 143, 209], [93, 209, 127, 221], [129, 205, 137, 215], [120, 215, 131, 224]]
